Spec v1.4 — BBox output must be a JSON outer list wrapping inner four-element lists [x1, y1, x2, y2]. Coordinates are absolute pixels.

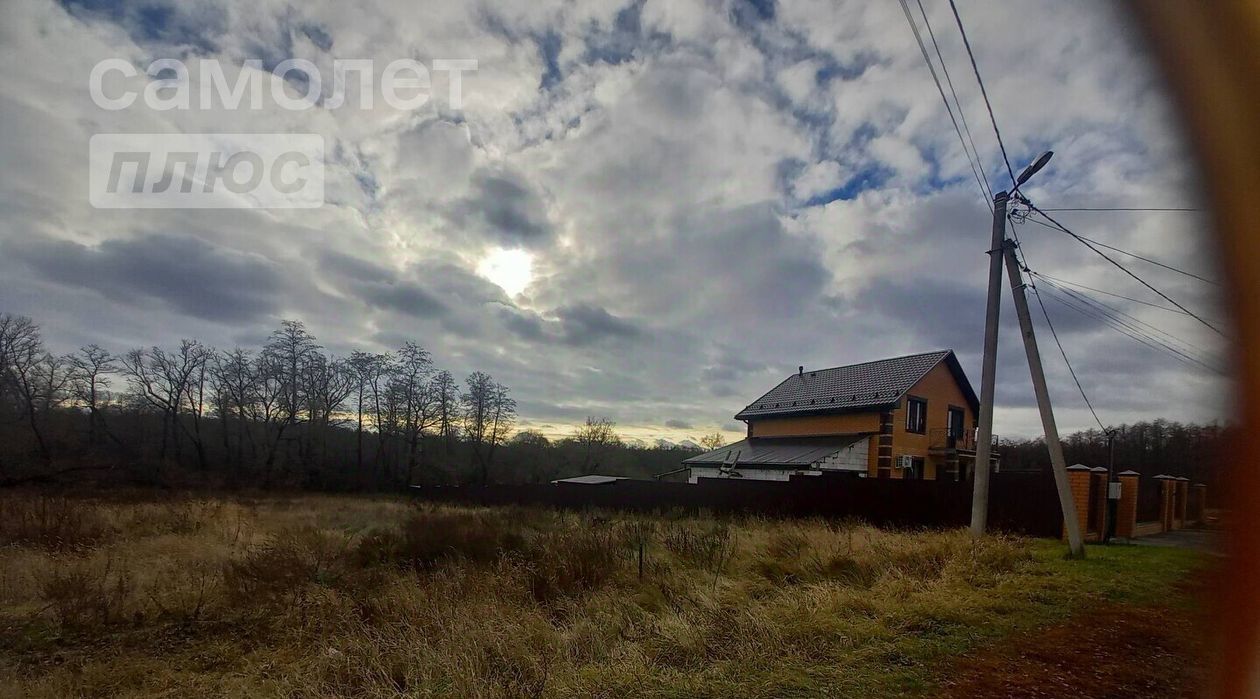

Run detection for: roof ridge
[[793, 349, 951, 377], [735, 350, 961, 419]]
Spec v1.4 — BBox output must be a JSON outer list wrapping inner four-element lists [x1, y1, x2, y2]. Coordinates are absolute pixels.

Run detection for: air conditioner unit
[[897, 455, 915, 470]]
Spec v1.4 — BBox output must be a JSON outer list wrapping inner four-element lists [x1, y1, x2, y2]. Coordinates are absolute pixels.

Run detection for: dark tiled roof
[[682, 435, 867, 467], [734, 350, 970, 420]]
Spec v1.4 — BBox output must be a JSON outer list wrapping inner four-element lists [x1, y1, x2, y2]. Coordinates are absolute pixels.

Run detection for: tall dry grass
[[0, 491, 1053, 697]]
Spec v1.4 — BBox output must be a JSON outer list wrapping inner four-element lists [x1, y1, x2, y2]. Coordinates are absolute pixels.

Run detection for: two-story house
[[683, 350, 990, 481]]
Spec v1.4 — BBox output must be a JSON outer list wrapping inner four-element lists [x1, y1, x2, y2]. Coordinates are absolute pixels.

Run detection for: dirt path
[[938, 597, 1207, 698]]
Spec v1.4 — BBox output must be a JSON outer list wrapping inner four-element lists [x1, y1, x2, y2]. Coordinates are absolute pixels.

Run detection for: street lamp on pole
[[972, 149, 1085, 558]]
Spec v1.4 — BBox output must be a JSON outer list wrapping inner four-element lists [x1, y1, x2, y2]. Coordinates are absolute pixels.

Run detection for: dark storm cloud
[[498, 303, 645, 347], [449, 168, 554, 247], [321, 253, 511, 325], [555, 303, 642, 345], [851, 276, 986, 352], [365, 283, 448, 318], [497, 306, 548, 341], [319, 250, 389, 282], [578, 203, 831, 325], [665, 418, 693, 429], [8, 233, 280, 323]]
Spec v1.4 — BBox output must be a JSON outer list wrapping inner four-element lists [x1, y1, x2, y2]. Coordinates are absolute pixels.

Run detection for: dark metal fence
[[411, 471, 1063, 537], [1188, 487, 1204, 522], [1138, 480, 1164, 522]]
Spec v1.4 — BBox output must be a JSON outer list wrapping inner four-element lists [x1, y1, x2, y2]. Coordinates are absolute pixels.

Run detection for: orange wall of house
[[890, 362, 976, 479], [749, 411, 880, 437]]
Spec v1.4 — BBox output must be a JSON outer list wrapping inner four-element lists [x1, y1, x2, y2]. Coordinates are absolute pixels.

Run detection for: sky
[[0, 0, 1230, 445]]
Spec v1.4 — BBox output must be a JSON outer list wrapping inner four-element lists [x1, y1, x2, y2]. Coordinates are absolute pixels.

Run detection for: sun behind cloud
[[477, 247, 534, 297]]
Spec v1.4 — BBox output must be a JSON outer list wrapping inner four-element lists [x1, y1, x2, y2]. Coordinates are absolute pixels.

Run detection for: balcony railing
[[929, 427, 997, 453]]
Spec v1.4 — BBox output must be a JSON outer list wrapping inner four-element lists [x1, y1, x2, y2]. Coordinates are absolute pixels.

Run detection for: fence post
[[1117, 470, 1140, 539], [1065, 464, 1093, 542], [1154, 475, 1176, 532]]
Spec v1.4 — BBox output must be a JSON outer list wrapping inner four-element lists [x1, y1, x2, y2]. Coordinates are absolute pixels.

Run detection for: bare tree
[[252, 350, 292, 486], [0, 314, 59, 467], [303, 353, 354, 477], [347, 351, 390, 478], [462, 372, 516, 485], [211, 348, 258, 479], [389, 343, 437, 487], [432, 370, 459, 454], [67, 345, 118, 446], [699, 432, 726, 451], [262, 320, 320, 428], [573, 416, 621, 475], [121, 341, 213, 471]]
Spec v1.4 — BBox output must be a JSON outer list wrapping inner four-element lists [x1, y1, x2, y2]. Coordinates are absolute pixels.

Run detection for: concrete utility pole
[[1104, 428, 1117, 543], [1001, 240, 1086, 557], [970, 190, 1008, 537]]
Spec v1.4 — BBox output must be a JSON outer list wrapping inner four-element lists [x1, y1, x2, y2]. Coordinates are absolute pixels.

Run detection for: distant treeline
[[0, 312, 700, 491], [998, 420, 1232, 495], [4, 311, 1229, 493]]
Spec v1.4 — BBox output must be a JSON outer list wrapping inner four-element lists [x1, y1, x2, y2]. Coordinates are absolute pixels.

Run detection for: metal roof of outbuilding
[[682, 435, 867, 468]]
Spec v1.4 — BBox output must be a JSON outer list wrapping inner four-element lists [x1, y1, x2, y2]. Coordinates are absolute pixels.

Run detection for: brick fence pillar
[[1154, 475, 1175, 532], [1191, 483, 1208, 525], [1117, 470, 1140, 539], [1066, 464, 1092, 542]]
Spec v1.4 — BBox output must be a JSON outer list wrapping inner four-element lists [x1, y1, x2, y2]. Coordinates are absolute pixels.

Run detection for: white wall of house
[[815, 439, 869, 471], [689, 467, 816, 483]]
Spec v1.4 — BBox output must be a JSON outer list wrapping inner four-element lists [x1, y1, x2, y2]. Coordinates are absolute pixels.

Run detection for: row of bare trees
[[999, 419, 1232, 498], [0, 313, 516, 489]]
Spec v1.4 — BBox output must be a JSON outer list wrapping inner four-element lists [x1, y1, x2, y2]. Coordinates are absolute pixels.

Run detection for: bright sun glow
[[477, 248, 534, 297]]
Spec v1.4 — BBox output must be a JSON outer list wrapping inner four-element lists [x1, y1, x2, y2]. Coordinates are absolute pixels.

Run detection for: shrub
[[523, 521, 629, 603], [222, 526, 353, 604], [122, 500, 219, 537], [356, 509, 527, 571], [661, 523, 732, 571], [37, 554, 134, 628], [0, 496, 113, 552], [143, 559, 222, 622]]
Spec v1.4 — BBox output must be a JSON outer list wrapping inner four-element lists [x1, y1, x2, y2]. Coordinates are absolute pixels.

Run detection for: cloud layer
[[0, 0, 1229, 442]]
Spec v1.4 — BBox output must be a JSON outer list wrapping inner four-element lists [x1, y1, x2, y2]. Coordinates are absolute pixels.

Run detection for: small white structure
[[551, 475, 626, 485]]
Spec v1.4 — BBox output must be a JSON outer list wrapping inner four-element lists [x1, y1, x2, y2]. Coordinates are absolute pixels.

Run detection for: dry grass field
[[0, 492, 1206, 698]]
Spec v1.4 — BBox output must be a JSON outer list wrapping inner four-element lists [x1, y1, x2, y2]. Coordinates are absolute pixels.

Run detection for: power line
[[1029, 271, 1210, 319], [914, 0, 993, 202], [947, 0, 1017, 189], [1022, 217, 1219, 285], [897, 0, 992, 210], [1026, 283, 1106, 431], [1039, 207, 1202, 212], [1037, 286, 1215, 373], [1034, 279, 1223, 373], [1037, 284, 1224, 374], [1036, 276, 1221, 364], [1025, 203, 1226, 335], [1005, 225, 1104, 430]]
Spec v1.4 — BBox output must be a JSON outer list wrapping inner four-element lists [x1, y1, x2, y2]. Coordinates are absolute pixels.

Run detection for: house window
[[947, 406, 965, 438], [906, 397, 927, 434]]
